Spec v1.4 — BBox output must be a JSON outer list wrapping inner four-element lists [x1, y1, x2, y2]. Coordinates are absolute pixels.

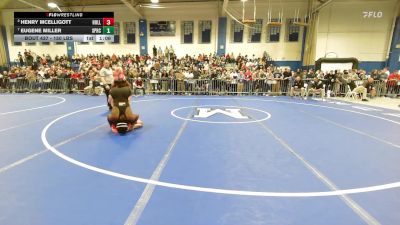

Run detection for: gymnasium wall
[[224, 1, 308, 62], [143, 3, 218, 57], [316, 0, 397, 68], [1, 2, 219, 60], [1, 1, 309, 62]]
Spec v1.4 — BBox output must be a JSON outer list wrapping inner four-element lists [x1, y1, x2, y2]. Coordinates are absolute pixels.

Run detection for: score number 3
[[102, 18, 114, 26]]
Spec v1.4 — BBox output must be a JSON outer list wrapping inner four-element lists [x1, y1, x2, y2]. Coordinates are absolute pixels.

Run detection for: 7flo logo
[[363, 11, 383, 18]]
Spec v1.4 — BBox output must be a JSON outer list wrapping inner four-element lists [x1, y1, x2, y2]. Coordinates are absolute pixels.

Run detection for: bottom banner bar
[[14, 35, 114, 42]]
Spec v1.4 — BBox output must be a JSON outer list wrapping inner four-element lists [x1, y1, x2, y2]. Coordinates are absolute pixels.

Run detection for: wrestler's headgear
[[114, 112, 129, 134], [113, 67, 126, 81], [116, 122, 129, 134]]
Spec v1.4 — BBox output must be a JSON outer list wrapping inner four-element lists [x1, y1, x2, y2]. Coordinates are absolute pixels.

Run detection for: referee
[[100, 60, 114, 110]]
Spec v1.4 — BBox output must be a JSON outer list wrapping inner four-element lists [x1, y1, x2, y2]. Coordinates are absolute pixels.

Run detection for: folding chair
[[344, 85, 359, 100]]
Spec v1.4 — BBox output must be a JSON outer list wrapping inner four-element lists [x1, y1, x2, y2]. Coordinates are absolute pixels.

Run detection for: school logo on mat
[[194, 108, 249, 119], [171, 105, 270, 124]]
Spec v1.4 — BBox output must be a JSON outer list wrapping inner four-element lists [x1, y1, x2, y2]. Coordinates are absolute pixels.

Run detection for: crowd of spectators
[[0, 49, 399, 99]]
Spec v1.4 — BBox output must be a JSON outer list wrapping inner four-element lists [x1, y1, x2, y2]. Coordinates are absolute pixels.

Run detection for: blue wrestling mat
[[0, 94, 399, 225]]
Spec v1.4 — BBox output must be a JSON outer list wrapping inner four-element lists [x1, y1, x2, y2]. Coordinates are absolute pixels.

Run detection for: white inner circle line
[[41, 98, 400, 197], [171, 105, 271, 124]]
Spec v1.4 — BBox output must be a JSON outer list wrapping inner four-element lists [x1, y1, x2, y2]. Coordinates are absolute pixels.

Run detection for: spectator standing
[[175, 69, 185, 94], [272, 69, 283, 95], [387, 70, 399, 95], [0, 71, 6, 90], [282, 68, 291, 94], [99, 60, 114, 110], [18, 52, 24, 66], [165, 46, 169, 59], [378, 69, 388, 96], [153, 45, 157, 58]]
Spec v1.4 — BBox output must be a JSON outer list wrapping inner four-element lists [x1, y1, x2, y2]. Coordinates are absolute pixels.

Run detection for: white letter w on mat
[[194, 108, 249, 119]]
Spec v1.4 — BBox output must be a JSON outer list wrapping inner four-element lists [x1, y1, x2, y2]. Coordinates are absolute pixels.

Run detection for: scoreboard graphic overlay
[[14, 12, 114, 42]]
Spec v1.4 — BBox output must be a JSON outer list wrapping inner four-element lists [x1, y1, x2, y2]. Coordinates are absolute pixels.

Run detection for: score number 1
[[102, 18, 115, 35]]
